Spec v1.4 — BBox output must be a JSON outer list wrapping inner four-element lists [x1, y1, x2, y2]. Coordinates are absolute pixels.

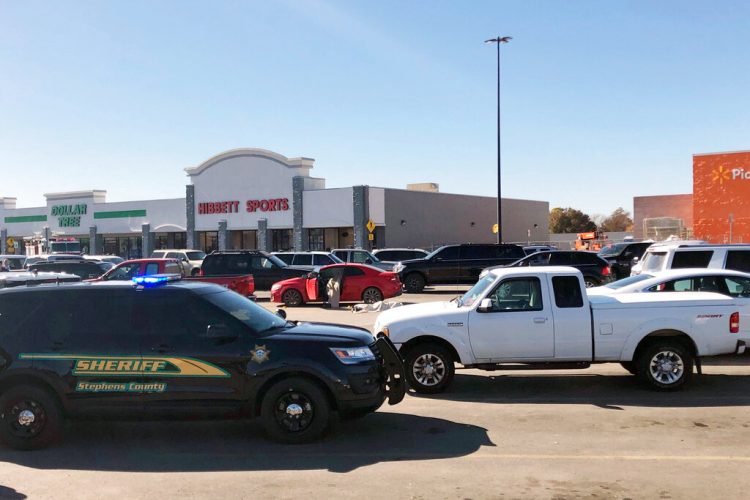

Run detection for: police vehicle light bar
[[132, 274, 182, 286]]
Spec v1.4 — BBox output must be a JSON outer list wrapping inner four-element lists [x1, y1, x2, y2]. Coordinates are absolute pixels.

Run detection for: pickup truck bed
[[374, 266, 745, 392]]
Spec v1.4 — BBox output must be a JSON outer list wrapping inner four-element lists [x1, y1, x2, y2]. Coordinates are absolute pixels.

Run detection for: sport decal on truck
[[18, 354, 230, 378]]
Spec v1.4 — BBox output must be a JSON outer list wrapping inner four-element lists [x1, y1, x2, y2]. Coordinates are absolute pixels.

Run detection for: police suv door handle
[[151, 344, 175, 354]]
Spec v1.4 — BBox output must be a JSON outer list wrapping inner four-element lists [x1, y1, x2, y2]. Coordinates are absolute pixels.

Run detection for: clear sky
[[1, 0, 748, 219]]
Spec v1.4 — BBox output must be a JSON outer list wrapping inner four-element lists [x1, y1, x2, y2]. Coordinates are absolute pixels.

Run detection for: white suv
[[151, 249, 206, 276], [631, 243, 750, 276]]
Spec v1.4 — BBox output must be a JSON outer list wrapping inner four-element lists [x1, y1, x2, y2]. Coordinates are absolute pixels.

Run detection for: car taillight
[[601, 266, 611, 277], [730, 312, 740, 334]]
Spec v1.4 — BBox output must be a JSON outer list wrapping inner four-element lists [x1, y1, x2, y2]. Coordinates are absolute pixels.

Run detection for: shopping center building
[[633, 150, 750, 243], [0, 148, 549, 257]]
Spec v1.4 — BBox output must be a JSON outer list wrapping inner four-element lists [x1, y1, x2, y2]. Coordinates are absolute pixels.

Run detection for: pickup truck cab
[[374, 267, 745, 393]]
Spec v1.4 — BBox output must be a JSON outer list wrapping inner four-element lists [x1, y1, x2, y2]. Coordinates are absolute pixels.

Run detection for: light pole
[[485, 36, 512, 244]]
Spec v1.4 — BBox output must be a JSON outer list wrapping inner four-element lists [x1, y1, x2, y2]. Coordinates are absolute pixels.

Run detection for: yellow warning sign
[[366, 220, 376, 233], [492, 224, 499, 234], [368, 233, 374, 241]]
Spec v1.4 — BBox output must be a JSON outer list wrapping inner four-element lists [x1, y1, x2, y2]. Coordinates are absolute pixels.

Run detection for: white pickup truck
[[373, 267, 745, 392]]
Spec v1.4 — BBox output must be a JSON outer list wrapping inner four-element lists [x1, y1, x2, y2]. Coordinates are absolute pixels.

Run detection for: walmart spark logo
[[712, 165, 732, 184]]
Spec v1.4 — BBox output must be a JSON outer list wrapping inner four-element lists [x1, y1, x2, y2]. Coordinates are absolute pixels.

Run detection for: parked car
[[372, 248, 429, 263], [27, 259, 113, 280], [151, 249, 206, 276], [394, 243, 526, 293], [0, 278, 405, 449], [92, 258, 256, 298], [374, 267, 745, 393], [480, 250, 613, 288], [271, 263, 402, 306], [0, 255, 26, 270], [631, 243, 750, 276], [331, 249, 393, 271], [200, 250, 309, 290], [597, 242, 652, 279], [0, 271, 81, 288], [272, 251, 343, 271]]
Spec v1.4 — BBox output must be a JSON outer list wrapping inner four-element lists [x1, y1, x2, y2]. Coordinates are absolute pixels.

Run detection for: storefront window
[[231, 230, 257, 250], [103, 236, 142, 259], [154, 233, 169, 250], [271, 229, 293, 251], [199, 231, 218, 253], [308, 229, 325, 251], [174, 232, 187, 249]]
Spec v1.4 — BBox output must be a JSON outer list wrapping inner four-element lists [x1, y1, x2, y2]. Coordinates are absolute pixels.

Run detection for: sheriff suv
[[0, 278, 404, 450]]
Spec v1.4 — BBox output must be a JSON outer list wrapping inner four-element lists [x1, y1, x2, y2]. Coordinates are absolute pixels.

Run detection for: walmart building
[[0, 148, 549, 258]]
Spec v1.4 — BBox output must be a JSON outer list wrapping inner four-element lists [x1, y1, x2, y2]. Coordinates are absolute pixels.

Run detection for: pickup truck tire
[[636, 342, 693, 390], [281, 289, 304, 307], [0, 385, 62, 450], [404, 343, 455, 393], [362, 287, 383, 304], [404, 273, 426, 293], [260, 377, 331, 443]]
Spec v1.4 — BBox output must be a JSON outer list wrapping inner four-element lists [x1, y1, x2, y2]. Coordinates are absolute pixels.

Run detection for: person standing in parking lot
[[0, 259, 11, 272]]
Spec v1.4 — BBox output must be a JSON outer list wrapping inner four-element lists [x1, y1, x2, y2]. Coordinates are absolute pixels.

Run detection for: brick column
[[258, 219, 270, 252], [141, 223, 152, 258], [0, 229, 6, 254], [292, 176, 308, 251], [89, 226, 98, 254], [218, 220, 228, 251], [352, 185, 370, 250], [186, 184, 196, 249]]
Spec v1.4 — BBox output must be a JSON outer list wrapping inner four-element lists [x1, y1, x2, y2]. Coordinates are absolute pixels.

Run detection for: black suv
[[395, 243, 525, 292], [201, 251, 310, 290], [481, 250, 613, 288], [597, 242, 652, 279], [27, 260, 112, 279], [0, 279, 404, 449]]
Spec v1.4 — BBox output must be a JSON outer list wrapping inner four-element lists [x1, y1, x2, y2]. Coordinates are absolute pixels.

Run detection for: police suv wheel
[[404, 343, 455, 394], [362, 287, 383, 304], [636, 342, 693, 391], [0, 385, 62, 450], [282, 289, 303, 307], [404, 273, 425, 293], [260, 377, 330, 443]]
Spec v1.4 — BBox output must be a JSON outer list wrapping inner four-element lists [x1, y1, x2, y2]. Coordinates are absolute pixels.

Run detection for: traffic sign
[[492, 224, 499, 234], [368, 233, 374, 241], [366, 220, 376, 233]]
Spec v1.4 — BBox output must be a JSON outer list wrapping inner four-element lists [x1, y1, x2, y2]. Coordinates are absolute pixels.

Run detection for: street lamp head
[[485, 36, 513, 44]]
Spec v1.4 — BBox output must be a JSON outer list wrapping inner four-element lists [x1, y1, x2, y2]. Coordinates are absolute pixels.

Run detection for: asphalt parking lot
[[1, 286, 749, 499]]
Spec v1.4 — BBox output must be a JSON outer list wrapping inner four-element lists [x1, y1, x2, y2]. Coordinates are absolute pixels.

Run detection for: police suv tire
[[282, 289, 303, 307], [404, 343, 455, 394], [361, 287, 383, 304], [260, 377, 331, 443], [404, 273, 425, 293], [636, 341, 693, 391], [0, 385, 62, 450]]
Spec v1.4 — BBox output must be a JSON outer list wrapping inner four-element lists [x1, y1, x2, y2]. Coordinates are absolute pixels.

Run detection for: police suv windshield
[[204, 290, 287, 334]]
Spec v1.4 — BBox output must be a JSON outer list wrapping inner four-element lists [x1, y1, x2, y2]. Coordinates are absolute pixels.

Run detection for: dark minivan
[[394, 243, 526, 292]]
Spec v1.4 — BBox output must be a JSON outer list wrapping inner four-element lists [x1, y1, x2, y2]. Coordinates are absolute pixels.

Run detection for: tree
[[549, 207, 597, 234], [599, 207, 633, 232]]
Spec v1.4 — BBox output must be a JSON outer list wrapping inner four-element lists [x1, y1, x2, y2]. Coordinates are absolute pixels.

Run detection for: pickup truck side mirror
[[205, 323, 238, 340], [476, 298, 493, 313]]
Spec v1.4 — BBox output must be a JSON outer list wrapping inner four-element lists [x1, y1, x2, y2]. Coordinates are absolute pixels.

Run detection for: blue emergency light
[[131, 274, 181, 287]]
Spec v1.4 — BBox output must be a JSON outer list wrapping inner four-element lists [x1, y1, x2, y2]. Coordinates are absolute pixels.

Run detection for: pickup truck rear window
[[552, 276, 583, 308]]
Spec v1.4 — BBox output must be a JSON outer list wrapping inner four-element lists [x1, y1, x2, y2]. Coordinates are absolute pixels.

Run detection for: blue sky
[[1, 0, 748, 218]]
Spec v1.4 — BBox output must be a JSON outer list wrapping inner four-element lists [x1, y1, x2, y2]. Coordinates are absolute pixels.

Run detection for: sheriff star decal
[[251, 345, 270, 364]]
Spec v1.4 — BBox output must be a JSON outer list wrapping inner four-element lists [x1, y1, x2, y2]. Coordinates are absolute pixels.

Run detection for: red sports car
[[270, 263, 402, 306]]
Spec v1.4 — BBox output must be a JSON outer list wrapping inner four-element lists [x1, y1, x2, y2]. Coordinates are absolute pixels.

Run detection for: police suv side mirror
[[276, 308, 287, 319], [476, 298, 493, 313], [205, 323, 237, 340]]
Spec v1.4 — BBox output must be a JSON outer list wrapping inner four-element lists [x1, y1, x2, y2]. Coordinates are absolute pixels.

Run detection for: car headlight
[[330, 347, 376, 364], [271, 284, 281, 291], [393, 263, 405, 273]]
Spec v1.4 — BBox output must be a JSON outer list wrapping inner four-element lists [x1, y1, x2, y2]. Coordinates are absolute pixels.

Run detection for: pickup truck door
[[467, 276, 554, 360]]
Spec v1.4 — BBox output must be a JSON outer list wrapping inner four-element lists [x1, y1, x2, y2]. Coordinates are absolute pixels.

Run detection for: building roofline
[[185, 148, 315, 176], [693, 150, 750, 157]]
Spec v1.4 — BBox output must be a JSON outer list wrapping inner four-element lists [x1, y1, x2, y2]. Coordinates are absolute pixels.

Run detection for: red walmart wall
[[694, 151, 750, 243]]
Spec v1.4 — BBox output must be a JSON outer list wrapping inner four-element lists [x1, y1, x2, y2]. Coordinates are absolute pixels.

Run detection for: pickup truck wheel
[[405, 343, 455, 393], [362, 287, 383, 304], [281, 289, 303, 307], [260, 377, 330, 443], [404, 273, 425, 293], [636, 343, 693, 390], [0, 385, 62, 450]]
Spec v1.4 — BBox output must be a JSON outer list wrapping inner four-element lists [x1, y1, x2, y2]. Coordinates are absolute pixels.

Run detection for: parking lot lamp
[[485, 36, 512, 243]]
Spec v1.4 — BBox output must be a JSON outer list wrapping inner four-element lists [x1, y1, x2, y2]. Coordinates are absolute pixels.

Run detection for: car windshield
[[604, 273, 655, 289], [329, 254, 344, 263], [267, 254, 288, 267], [641, 252, 668, 272], [186, 251, 206, 260], [203, 289, 287, 334], [460, 274, 497, 307], [425, 246, 447, 259], [598, 243, 628, 257]]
